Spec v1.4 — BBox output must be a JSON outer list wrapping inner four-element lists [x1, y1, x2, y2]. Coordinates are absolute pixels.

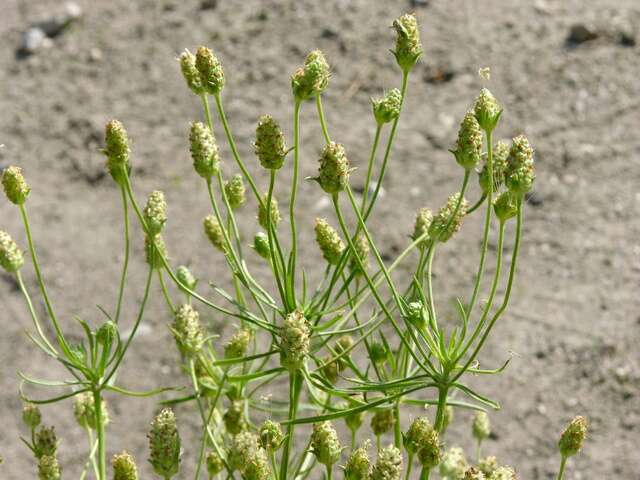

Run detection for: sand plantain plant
[[1, 13, 588, 480]]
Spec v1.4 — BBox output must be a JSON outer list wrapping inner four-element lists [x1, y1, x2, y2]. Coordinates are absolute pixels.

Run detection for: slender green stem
[[557, 456, 567, 480], [361, 124, 382, 211], [404, 453, 414, 480], [79, 427, 99, 480], [158, 270, 175, 313], [15, 271, 56, 354], [288, 100, 302, 307], [316, 95, 331, 144], [266, 170, 288, 306], [476, 440, 482, 462], [280, 371, 302, 480], [326, 464, 333, 480], [114, 185, 130, 324], [434, 386, 449, 433], [92, 388, 106, 480], [420, 466, 430, 480], [393, 401, 402, 449]]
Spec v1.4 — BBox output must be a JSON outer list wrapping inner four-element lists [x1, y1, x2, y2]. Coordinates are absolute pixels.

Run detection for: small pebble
[[567, 24, 599, 45]]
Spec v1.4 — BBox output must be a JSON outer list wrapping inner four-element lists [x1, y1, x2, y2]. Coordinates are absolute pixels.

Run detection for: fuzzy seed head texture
[[143, 190, 167, 235], [112, 451, 138, 480], [474, 88, 501, 132], [478, 140, 509, 194], [195, 46, 225, 95], [74, 391, 109, 430], [344, 441, 372, 480], [254, 114, 287, 170], [203, 214, 227, 253], [403, 416, 433, 455], [144, 233, 167, 270], [369, 342, 387, 364], [558, 416, 587, 458], [478, 456, 498, 477], [372, 88, 402, 125], [22, 403, 41, 429], [349, 232, 370, 274], [412, 207, 433, 248], [454, 111, 483, 170], [175, 265, 197, 290], [493, 191, 518, 222], [416, 428, 442, 469], [179, 49, 205, 95], [253, 231, 271, 259], [224, 328, 253, 359], [318, 142, 350, 194], [172, 304, 204, 356], [393, 13, 422, 72], [429, 193, 469, 242], [488, 466, 516, 480], [344, 395, 365, 432], [472, 412, 491, 441], [464, 467, 486, 480], [244, 447, 270, 480], [0, 230, 24, 273], [2, 165, 30, 205], [439, 447, 468, 480], [291, 49, 330, 101], [104, 120, 131, 185], [189, 121, 220, 179], [315, 217, 346, 265], [206, 451, 224, 476], [224, 174, 246, 209], [371, 409, 395, 436], [38, 455, 61, 480], [505, 134, 535, 195], [259, 419, 284, 451], [224, 400, 247, 435], [322, 355, 340, 384], [228, 431, 260, 472], [311, 421, 342, 466], [258, 193, 281, 230], [148, 408, 181, 479], [371, 444, 403, 480], [279, 309, 311, 371], [34, 426, 58, 459]]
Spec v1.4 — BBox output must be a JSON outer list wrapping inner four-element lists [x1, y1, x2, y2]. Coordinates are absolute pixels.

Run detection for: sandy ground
[[1, 0, 639, 478]]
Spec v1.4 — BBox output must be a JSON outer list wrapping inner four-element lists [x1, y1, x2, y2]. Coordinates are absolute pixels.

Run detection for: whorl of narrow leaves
[[255, 114, 287, 170], [171, 304, 205, 356], [371, 445, 403, 480], [317, 142, 350, 194], [0, 230, 24, 273], [2, 165, 30, 205], [189, 121, 220, 179], [392, 13, 422, 72], [315, 217, 345, 265], [505, 134, 535, 195], [279, 309, 311, 372], [112, 451, 138, 480], [148, 408, 181, 479], [558, 416, 587, 458]]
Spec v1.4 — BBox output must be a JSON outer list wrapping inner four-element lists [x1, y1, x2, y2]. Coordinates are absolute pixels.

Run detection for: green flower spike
[[143, 190, 167, 235], [315, 217, 345, 265], [171, 304, 205, 356], [195, 46, 225, 95], [38, 455, 61, 480], [392, 13, 422, 72], [74, 391, 109, 430], [479, 140, 509, 194], [412, 207, 433, 249], [34, 426, 58, 459], [493, 191, 518, 223], [224, 328, 252, 359], [259, 419, 284, 451], [103, 120, 131, 186], [228, 431, 260, 472], [464, 467, 486, 480], [291, 50, 330, 102], [224, 401, 247, 435], [344, 441, 371, 480], [244, 447, 270, 480], [176, 265, 197, 290], [453, 111, 483, 171], [203, 215, 227, 253], [439, 447, 468, 479], [2, 165, 30, 205], [322, 355, 339, 384], [489, 466, 516, 480], [344, 394, 365, 434], [372, 89, 402, 125], [279, 309, 311, 372], [473, 88, 501, 133], [224, 174, 246, 209], [144, 234, 167, 270], [429, 193, 469, 242], [478, 456, 498, 477], [311, 421, 342, 466], [258, 193, 281, 230], [112, 451, 138, 480], [416, 428, 442, 471], [189, 122, 220, 180], [22, 403, 42, 429], [317, 142, 350, 194], [372, 445, 403, 480], [206, 451, 224, 477], [253, 232, 271, 259], [148, 408, 181, 479], [179, 49, 204, 95], [559, 416, 587, 458], [505, 134, 535, 195], [371, 409, 395, 437], [472, 412, 491, 446], [255, 114, 287, 170], [349, 232, 370, 274], [0, 230, 24, 273]]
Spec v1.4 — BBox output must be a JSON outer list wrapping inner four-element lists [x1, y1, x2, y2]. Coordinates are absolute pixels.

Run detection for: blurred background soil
[[1, 0, 639, 478]]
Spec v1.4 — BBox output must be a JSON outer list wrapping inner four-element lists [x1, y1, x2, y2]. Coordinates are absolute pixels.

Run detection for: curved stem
[[316, 95, 331, 144], [158, 270, 175, 313], [361, 124, 382, 211], [404, 453, 414, 480], [15, 271, 56, 354], [393, 401, 402, 449], [114, 185, 130, 324], [93, 388, 106, 480], [556, 456, 567, 480], [288, 100, 302, 307], [280, 371, 302, 480], [434, 385, 449, 433]]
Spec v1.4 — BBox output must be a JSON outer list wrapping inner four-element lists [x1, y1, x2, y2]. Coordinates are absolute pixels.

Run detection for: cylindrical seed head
[[429, 193, 469, 242], [344, 395, 365, 433], [189, 122, 220, 179], [148, 408, 181, 479], [112, 451, 138, 480], [224, 174, 246, 209], [259, 419, 284, 451], [392, 13, 422, 72], [144, 234, 167, 270], [416, 428, 441, 469], [203, 215, 227, 253], [558, 416, 587, 458], [369, 342, 388, 365], [464, 467, 486, 480], [454, 112, 483, 170], [224, 401, 247, 435], [179, 49, 205, 95], [195, 46, 225, 95], [371, 445, 403, 480], [176, 265, 197, 290], [253, 232, 271, 259], [143, 190, 167, 235], [23, 403, 42, 429], [349, 232, 370, 275], [255, 115, 287, 170], [171, 304, 204, 356], [279, 309, 310, 372], [310, 421, 342, 466], [315, 218, 345, 265], [2, 165, 30, 205], [206, 451, 224, 476], [505, 134, 535, 195], [244, 447, 270, 480], [291, 50, 330, 102], [344, 441, 371, 480], [478, 456, 498, 477], [439, 447, 468, 479], [372, 89, 402, 125], [411, 207, 433, 249], [0, 231, 24, 273], [74, 391, 109, 430], [489, 466, 516, 480], [258, 194, 281, 230], [479, 140, 510, 194], [317, 142, 350, 194], [474, 88, 501, 132], [224, 328, 253, 359], [371, 409, 395, 436], [104, 120, 131, 185], [493, 191, 518, 223], [321, 355, 339, 384], [228, 431, 260, 472], [34, 426, 58, 459], [403, 417, 437, 458], [38, 455, 61, 480], [472, 412, 491, 442]]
